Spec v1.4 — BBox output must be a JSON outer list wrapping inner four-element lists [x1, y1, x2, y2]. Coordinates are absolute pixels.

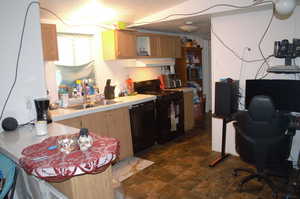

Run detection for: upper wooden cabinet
[[102, 30, 137, 60], [41, 23, 59, 61], [102, 30, 182, 60]]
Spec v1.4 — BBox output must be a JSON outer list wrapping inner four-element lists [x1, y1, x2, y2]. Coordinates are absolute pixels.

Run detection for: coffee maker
[[34, 98, 52, 123]]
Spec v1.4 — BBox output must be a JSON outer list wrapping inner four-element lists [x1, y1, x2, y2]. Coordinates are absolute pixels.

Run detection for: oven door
[[156, 94, 184, 144]]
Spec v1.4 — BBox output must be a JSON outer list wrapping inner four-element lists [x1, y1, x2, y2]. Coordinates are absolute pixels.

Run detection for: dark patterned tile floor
[[122, 116, 296, 199]]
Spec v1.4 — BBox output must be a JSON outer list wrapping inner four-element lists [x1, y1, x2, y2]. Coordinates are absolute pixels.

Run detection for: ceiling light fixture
[[273, 0, 296, 16], [179, 21, 198, 32]]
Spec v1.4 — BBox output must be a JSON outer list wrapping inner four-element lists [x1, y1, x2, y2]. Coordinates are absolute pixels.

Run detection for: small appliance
[[34, 98, 52, 123], [161, 74, 182, 89], [104, 79, 115, 99]]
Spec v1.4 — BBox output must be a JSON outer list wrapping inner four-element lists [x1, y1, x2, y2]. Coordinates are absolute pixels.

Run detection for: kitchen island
[[0, 123, 115, 199]]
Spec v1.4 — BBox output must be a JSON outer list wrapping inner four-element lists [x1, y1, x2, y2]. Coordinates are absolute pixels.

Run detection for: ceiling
[[39, 0, 188, 24], [39, 0, 211, 36], [136, 14, 211, 38]]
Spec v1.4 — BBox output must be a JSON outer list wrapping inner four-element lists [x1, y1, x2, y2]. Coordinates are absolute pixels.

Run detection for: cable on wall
[[211, 27, 272, 63], [254, 54, 274, 79], [129, 1, 273, 26], [258, 2, 275, 69], [0, 1, 40, 123]]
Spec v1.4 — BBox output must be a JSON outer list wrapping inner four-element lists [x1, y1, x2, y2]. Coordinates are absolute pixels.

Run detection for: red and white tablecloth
[[19, 132, 119, 182]]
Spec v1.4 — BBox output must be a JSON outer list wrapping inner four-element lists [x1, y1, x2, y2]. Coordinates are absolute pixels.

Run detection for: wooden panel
[[51, 165, 113, 199], [174, 37, 182, 58], [115, 30, 136, 59], [56, 117, 82, 129], [102, 30, 116, 60], [150, 35, 161, 57], [184, 91, 195, 131], [81, 111, 110, 137], [106, 107, 133, 160], [160, 35, 174, 58], [41, 23, 58, 61]]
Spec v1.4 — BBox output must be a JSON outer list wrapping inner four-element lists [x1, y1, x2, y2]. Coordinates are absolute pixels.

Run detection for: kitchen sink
[[68, 100, 121, 110]]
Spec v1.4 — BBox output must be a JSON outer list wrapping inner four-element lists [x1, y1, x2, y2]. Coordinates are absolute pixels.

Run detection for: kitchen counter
[[0, 123, 78, 163], [51, 94, 156, 121], [0, 122, 115, 199], [164, 87, 193, 93]]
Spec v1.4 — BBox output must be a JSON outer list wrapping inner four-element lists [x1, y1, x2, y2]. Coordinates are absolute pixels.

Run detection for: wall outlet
[[25, 97, 33, 110]]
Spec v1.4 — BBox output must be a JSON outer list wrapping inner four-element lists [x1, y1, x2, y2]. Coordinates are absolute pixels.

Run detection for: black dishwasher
[[129, 101, 156, 154]]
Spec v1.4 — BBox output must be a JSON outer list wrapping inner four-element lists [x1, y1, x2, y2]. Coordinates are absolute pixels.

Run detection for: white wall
[[0, 1, 46, 131], [211, 7, 300, 161]]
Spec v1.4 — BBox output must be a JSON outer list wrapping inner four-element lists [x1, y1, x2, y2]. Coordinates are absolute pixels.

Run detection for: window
[[55, 33, 95, 87]]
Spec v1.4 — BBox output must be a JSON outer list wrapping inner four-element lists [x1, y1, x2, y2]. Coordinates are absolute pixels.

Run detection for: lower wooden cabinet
[[56, 107, 133, 160], [184, 91, 195, 131], [51, 165, 113, 199]]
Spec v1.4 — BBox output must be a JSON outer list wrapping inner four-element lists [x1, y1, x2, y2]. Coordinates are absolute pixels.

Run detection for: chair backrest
[[0, 154, 16, 199], [234, 95, 291, 169]]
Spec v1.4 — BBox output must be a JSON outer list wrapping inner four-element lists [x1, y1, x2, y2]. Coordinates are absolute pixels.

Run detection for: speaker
[[2, 117, 18, 131], [214, 81, 239, 118]]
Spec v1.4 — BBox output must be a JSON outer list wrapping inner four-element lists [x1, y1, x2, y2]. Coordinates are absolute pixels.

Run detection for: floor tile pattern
[[122, 116, 298, 199]]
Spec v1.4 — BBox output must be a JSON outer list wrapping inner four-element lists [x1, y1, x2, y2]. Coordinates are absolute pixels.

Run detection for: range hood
[[122, 58, 175, 68], [267, 65, 300, 73]]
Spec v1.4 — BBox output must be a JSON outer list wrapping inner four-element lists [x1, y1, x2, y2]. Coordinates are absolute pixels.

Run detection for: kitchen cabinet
[[159, 35, 182, 58], [104, 107, 133, 160], [56, 116, 82, 129], [102, 30, 181, 60], [41, 23, 59, 61], [51, 165, 113, 199], [56, 107, 133, 160], [102, 30, 137, 60], [183, 91, 195, 131]]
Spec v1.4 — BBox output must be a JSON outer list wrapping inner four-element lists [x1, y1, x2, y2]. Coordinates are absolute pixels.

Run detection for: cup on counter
[[35, 120, 48, 136]]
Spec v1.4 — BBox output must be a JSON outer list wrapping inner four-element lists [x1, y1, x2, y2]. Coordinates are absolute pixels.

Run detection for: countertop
[[164, 87, 194, 93], [0, 123, 78, 163], [51, 94, 156, 121]]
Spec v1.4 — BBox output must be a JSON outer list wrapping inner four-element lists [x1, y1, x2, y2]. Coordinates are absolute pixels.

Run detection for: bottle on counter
[[125, 76, 134, 94], [78, 128, 93, 152]]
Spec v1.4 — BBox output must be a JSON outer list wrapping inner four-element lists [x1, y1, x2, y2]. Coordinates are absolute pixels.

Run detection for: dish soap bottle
[[78, 128, 93, 152]]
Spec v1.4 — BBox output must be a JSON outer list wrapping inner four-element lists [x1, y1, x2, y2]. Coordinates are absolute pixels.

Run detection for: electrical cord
[[211, 27, 271, 63], [258, 2, 275, 69], [254, 54, 274, 79], [0, 1, 40, 123], [129, 1, 273, 26]]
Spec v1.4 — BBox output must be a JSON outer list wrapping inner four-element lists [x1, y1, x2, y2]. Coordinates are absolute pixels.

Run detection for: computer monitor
[[245, 79, 300, 112]]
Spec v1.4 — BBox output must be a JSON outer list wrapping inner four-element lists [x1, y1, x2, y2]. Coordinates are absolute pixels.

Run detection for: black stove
[[134, 80, 183, 99], [134, 79, 184, 144]]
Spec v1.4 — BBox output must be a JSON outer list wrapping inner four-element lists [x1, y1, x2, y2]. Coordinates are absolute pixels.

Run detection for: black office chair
[[233, 95, 294, 197]]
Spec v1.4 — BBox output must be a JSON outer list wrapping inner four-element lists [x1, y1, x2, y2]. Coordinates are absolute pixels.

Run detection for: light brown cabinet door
[[105, 107, 133, 160], [81, 111, 110, 137], [56, 117, 82, 129], [174, 37, 182, 58], [150, 35, 161, 57], [115, 30, 136, 59], [160, 35, 174, 58], [41, 23, 59, 61], [184, 91, 195, 131]]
